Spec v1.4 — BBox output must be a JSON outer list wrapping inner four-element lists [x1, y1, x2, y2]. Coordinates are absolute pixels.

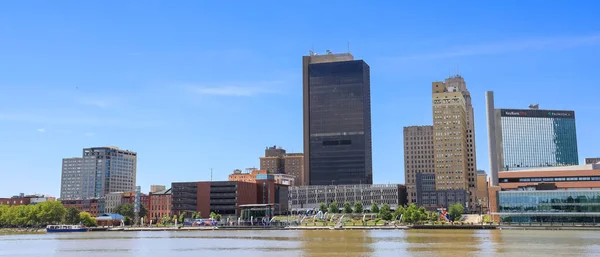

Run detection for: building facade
[[0, 197, 31, 206], [61, 146, 137, 200], [288, 184, 407, 212], [586, 158, 600, 164], [404, 126, 435, 204], [303, 51, 372, 185], [150, 185, 166, 193], [83, 147, 137, 199], [62, 198, 102, 217], [60, 157, 83, 200], [431, 76, 479, 207], [283, 154, 305, 186], [228, 169, 267, 183], [260, 146, 286, 174], [171, 179, 289, 219], [488, 103, 578, 171], [415, 173, 469, 210], [444, 76, 478, 193], [497, 189, 600, 223], [488, 163, 600, 222], [476, 170, 489, 212], [103, 192, 123, 214], [432, 83, 469, 190], [259, 146, 305, 186], [148, 188, 171, 223]]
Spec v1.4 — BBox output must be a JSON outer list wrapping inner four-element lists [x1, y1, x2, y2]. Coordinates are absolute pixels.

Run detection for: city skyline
[[1, 1, 599, 196]]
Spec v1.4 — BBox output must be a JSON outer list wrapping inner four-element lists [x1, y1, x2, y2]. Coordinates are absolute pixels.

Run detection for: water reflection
[[1, 229, 600, 256], [301, 230, 374, 256], [404, 230, 480, 257]]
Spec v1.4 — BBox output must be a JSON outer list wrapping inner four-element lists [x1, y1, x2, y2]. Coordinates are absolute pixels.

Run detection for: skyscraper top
[[305, 51, 353, 64]]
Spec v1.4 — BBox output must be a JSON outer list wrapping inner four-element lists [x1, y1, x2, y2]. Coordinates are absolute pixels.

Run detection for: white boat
[[46, 225, 87, 233]]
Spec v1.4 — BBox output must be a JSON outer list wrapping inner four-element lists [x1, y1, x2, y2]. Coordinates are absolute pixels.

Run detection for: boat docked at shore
[[46, 225, 87, 233]]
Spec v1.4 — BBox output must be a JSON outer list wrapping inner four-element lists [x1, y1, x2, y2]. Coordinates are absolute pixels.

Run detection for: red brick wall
[[62, 199, 99, 217], [148, 193, 172, 222], [236, 181, 258, 215], [197, 182, 211, 218], [488, 186, 502, 223], [0, 198, 31, 206], [255, 180, 276, 204]]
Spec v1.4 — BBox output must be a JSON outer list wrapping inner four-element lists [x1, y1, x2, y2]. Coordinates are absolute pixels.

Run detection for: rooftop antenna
[[348, 41, 351, 53]]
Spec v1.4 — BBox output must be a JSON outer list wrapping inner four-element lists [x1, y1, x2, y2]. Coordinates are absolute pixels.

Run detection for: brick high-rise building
[[432, 81, 469, 192], [259, 146, 305, 185], [284, 153, 304, 186], [444, 76, 478, 194], [403, 126, 434, 204], [432, 76, 478, 207]]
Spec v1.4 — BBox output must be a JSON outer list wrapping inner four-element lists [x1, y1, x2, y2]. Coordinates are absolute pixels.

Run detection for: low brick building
[[0, 197, 31, 206], [148, 188, 171, 223], [172, 178, 288, 219], [62, 198, 101, 217]]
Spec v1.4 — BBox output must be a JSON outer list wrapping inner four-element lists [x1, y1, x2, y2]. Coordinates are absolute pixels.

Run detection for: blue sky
[[0, 1, 599, 197]]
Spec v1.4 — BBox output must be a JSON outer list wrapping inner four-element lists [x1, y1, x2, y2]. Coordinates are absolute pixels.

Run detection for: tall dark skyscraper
[[302, 51, 372, 185]]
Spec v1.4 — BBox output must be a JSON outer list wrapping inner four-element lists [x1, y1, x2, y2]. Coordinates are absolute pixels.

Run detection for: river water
[[1, 229, 599, 256]]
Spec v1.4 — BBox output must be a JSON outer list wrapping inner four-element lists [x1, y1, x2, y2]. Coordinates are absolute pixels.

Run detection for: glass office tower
[[495, 109, 578, 171], [302, 52, 372, 185]]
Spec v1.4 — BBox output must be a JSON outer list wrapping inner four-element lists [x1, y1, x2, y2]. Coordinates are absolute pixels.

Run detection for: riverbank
[[0, 228, 45, 233], [500, 226, 600, 231]]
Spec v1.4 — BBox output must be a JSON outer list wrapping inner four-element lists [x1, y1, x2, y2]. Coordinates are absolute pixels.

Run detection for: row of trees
[[156, 211, 204, 226], [0, 201, 97, 227], [316, 201, 465, 223]]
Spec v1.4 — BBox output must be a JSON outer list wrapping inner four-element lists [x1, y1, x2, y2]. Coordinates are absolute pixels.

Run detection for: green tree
[[343, 202, 353, 214], [160, 216, 171, 226], [37, 201, 66, 224], [417, 207, 427, 223], [402, 204, 417, 223], [393, 206, 404, 221], [115, 203, 148, 220], [192, 211, 201, 219], [210, 212, 217, 220], [172, 215, 178, 224], [378, 203, 392, 221], [371, 202, 379, 214], [427, 211, 438, 222], [0, 205, 8, 225], [328, 201, 339, 214], [79, 211, 97, 227], [64, 207, 80, 225], [318, 202, 328, 214], [179, 211, 187, 224], [353, 202, 363, 214], [448, 203, 464, 221], [124, 216, 132, 225], [24, 204, 40, 225]]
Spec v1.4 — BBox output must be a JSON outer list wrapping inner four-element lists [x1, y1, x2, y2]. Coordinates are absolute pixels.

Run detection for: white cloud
[[36, 128, 45, 133], [188, 81, 284, 97], [84, 132, 95, 137], [398, 34, 600, 61]]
